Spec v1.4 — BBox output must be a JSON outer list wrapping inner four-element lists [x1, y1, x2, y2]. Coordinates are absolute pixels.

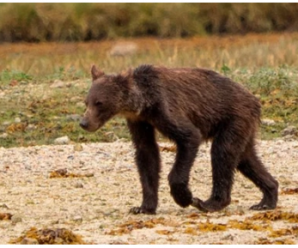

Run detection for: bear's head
[[80, 65, 130, 132]]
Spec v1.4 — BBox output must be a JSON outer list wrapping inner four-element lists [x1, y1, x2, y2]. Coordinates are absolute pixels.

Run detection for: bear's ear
[[91, 65, 104, 81]]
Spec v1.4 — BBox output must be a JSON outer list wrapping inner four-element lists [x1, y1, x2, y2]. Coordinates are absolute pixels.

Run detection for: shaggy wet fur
[[80, 65, 278, 214]]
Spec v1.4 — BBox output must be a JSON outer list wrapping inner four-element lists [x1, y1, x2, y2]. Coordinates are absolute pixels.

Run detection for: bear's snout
[[80, 118, 89, 129]]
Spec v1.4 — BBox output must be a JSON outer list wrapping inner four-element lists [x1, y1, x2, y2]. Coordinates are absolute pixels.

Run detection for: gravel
[[0, 139, 298, 244]]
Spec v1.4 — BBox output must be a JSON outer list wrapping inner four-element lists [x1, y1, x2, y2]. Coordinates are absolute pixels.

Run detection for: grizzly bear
[[80, 64, 278, 214]]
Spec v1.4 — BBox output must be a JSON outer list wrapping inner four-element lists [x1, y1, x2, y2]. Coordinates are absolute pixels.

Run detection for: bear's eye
[[95, 101, 103, 106]]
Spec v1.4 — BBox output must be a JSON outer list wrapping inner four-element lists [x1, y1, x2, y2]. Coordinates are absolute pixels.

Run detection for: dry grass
[[1, 33, 298, 77], [0, 33, 297, 147]]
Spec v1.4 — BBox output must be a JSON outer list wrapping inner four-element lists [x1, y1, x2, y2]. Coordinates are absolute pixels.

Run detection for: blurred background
[[0, 3, 298, 147], [0, 3, 298, 42]]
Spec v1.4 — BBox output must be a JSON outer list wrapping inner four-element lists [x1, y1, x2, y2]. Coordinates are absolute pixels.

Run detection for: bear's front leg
[[127, 120, 161, 214], [167, 127, 201, 208]]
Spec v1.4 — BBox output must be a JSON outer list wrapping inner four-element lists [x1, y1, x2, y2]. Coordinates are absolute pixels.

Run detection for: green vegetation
[[0, 3, 298, 42], [0, 34, 297, 147]]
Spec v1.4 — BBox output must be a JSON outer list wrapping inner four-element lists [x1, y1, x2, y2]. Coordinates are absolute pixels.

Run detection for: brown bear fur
[[80, 64, 278, 214]]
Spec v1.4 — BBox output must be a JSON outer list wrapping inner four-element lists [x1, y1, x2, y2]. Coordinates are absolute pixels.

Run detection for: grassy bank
[[0, 33, 297, 147]]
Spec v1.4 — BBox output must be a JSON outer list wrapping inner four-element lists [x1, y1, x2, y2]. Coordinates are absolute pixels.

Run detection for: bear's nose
[[80, 119, 89, 129]]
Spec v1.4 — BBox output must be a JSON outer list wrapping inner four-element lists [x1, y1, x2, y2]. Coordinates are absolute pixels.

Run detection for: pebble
[[54, 136, 70, 145], [50, 80, 65, 88], [85, 172, 94, 177], [0, 91, 5, 98], [0, 203, 9, 209], [2, 121, 11, 126], [14, 117, 21, 123], [222, 234, 234, 241], [11, 215, 22, 224], [261, 119, 276, 126], [224, 205, 245, 216], [0, 133, 8, 139], [73, 215, 83, 223], [283, 134, 295, 141], [50, 219, 59, 225], [73, 144, 83, 152], [26, 124, 36, 131], [74, 182, 84, 188], [66, 114, 81, 122], [282, 126, 297, 136]]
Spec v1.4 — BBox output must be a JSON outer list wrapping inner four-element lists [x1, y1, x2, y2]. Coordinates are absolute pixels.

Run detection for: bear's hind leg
[[237, 140, 278, 210], [192, 126, 246, 212]]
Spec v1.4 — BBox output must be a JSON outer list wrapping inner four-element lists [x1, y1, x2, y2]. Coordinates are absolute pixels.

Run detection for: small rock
[[73, 144, 83, 152], [73, 216, 83, 223], [0, 204, 9, 209], [50, 219, 59, 225], [2, 121, 11, 126], [65, 82, 72, 88], [283, 134, 295, 141], [66, 114, 81, 122], [14, 117, 21, 123], [262, 119, 275, 126], [224, 205, 245, 216], [67, 155, 74, 160], [0, 91, 5, 98], [54, 136, 70, 145], [11, 215, 22, 224], [275, 139, 284, 145], [74, 182, 84, 188], [282, 126, 297, 136], [109, 239, 128, 245], [26, 124, 36, 131], [0, 133, 8, 139], [222, 234, 234, 241], [21, 238, 38, 244], [85, 172, 94, 177], [50, 80, 65, 88]]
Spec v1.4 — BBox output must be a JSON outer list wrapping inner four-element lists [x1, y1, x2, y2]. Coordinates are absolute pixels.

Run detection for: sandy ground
[[0, 139, 298, 244]]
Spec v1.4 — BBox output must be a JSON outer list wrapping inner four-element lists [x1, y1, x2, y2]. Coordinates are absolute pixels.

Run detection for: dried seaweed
[[49, 168, 94, 178], [248, 210, 298, 223], [281, 188, 298, 195], [10, 227, 86, 244], [0, 213, 12, 220], [106, 217, 178, 236]]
